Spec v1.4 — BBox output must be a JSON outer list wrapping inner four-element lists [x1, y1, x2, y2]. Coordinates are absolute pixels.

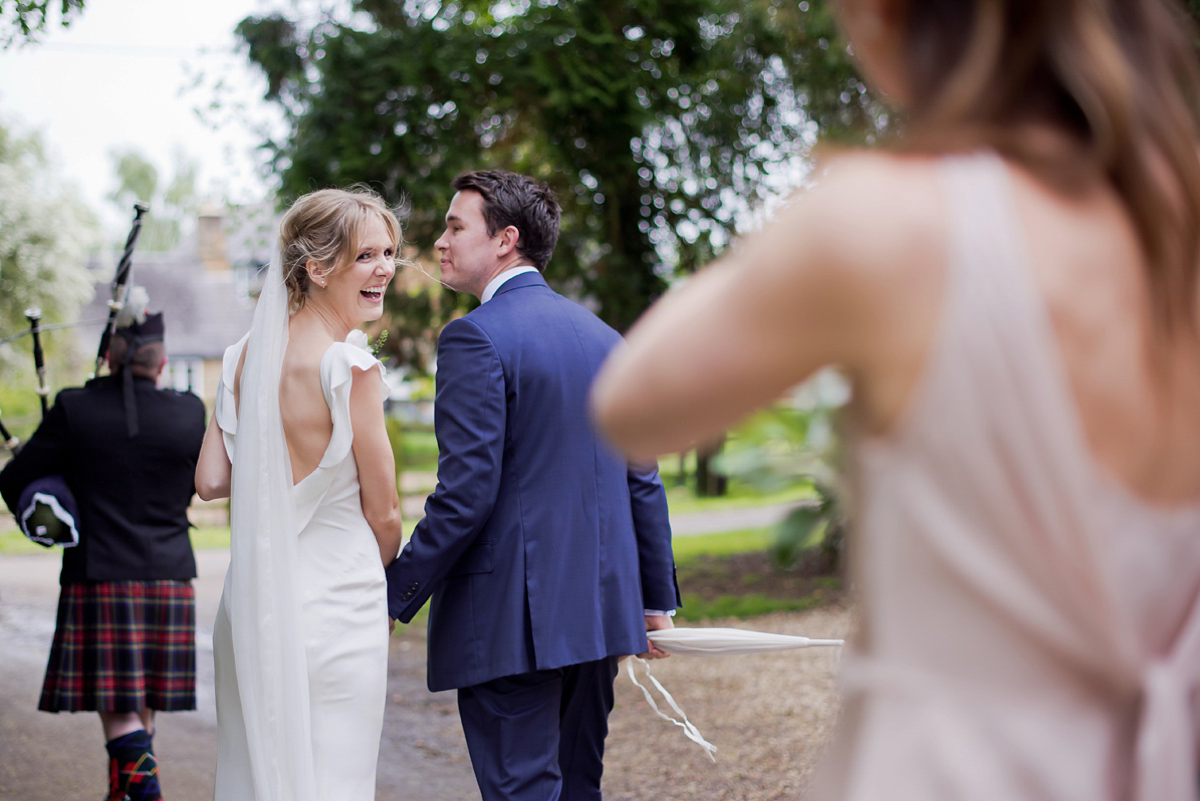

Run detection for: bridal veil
[[225, 251, 319, 800]]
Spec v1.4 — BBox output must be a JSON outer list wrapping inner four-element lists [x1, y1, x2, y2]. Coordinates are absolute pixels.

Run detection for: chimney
[[197, 202, 230, 272]]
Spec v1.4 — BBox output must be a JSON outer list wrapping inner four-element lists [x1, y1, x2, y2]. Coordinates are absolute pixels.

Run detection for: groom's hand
[[639, 614, 674, 660], [389, 618, 396, 635]]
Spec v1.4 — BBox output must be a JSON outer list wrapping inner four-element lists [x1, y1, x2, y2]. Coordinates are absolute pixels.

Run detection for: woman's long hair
[[895, 0, 1200, 339]]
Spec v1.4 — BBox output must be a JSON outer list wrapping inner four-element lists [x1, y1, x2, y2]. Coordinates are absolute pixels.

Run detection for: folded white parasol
[[628, 627, 844, 760], [647, 626, 844, 654]]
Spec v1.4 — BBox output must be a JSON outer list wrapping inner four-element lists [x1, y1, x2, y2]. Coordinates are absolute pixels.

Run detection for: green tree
[[0, 118, 98, 433], [235, 0, 876, 332], [107, 147, 199, 252], [1, 0, 85, 46], [232, 0, 880, 497]]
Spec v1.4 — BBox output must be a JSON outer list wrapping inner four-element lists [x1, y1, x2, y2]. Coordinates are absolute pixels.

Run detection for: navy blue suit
[[386, 271, 678, 800]]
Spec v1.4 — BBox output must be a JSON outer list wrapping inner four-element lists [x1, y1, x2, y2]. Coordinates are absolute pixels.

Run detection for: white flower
[[346, 329, 370, 351]]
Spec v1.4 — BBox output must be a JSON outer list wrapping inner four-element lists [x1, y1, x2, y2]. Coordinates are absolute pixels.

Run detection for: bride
[[195, 187, 405, 800]]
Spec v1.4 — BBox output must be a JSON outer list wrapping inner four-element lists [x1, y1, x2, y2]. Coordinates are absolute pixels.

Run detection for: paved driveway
[[0, 549, 477, 800]]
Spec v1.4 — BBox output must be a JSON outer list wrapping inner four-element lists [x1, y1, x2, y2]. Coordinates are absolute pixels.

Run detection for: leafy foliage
[[107, 147, 199, 252], [774, 483, 844, 571], [0, 121, 97, 372], [717, 402, 846, 571], [0, 119, 98, 435], [235, 0, 877, 332], [0, 0, 85, 46]]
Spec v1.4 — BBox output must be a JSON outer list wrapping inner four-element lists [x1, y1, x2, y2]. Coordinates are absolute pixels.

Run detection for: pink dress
[[811, 153, 1200, 801]]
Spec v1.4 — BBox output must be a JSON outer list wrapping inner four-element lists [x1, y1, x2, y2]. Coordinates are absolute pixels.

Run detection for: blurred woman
[[593, 1, 1200, 798], [195, 188, 404, 800]]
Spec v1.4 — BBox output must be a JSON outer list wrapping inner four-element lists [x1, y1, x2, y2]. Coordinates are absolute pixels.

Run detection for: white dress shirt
[[481, 266, 540, 303]]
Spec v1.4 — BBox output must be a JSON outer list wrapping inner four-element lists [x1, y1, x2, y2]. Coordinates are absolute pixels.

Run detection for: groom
[[386, 170, 679, 800]]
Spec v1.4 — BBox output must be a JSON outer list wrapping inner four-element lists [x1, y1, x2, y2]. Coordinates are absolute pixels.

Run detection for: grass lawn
[[677, 590, 834, 620], [1, 515, 838, 625], [672, 527, 774, 564], [2, 521, 767, 557], [397, 475, 815, 517], [660, 483, 815, 515], [399, 422, 816, 514], [0, 525, 241, 554], [399, 428, 440, 472], [394, 527, 818, 633], [0, 521, 420, 554], [187, 520, 420, 551], [0, 526, 55, 555], [668, 527, 843, 621], [191, 526, 233, 550]]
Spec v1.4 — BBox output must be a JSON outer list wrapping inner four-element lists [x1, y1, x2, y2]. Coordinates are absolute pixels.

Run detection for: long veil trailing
[[227, 252, 318, 799]]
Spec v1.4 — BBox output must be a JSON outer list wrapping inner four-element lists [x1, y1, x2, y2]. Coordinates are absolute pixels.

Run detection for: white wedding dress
[[210, 255, 389, 801]]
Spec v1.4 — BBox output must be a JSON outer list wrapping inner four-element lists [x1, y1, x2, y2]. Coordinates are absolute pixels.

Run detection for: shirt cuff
[[643, 609, 676, 617]]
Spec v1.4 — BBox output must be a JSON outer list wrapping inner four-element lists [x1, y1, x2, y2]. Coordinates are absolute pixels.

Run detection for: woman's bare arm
[[195, 415, 231, 500], [591, 154, 947, 461], [349, 366, 403, 566], [195, 342, 246, 501]]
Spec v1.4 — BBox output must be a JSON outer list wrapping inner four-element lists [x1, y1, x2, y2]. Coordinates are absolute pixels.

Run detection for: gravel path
[[603, 607, 849, 800], [0, 548, 850, 800]]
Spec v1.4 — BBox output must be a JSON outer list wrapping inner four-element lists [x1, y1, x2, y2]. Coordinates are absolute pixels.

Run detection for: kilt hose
[[39, 580, 196, 713]]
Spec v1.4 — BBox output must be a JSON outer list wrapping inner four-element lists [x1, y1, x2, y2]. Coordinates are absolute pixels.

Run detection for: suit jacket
[[386, 271, 679, 692], [0, 374, 206, 584]]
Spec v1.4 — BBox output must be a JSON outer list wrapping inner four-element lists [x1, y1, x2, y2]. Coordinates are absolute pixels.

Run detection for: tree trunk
[[694, 435, 728, 497]]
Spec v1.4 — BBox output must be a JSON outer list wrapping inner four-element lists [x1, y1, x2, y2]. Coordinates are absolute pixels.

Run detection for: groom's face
[[434, 190, 502, 298]]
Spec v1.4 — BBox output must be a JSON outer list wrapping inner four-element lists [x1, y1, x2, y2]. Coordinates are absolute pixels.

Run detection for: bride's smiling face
[[309, 214, 397, 325]]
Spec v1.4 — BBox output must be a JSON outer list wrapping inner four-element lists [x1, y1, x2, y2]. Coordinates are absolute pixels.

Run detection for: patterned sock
[[104, 730, 162, 801], [106, 751, 125, 801]]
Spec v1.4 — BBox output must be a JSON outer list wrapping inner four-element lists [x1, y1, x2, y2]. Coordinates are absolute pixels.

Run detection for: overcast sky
[[0, 0, 282, 236]]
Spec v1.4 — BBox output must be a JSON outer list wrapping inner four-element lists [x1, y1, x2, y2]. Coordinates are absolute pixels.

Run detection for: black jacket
[[0, 374, 206, 583]]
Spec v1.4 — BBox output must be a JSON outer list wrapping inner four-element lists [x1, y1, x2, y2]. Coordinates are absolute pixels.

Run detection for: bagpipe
[[0, 203, 148, 455], [1, 204, 148, 547]]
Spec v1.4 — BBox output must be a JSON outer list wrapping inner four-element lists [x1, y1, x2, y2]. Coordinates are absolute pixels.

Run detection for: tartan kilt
[[39, 580, 196, 713]]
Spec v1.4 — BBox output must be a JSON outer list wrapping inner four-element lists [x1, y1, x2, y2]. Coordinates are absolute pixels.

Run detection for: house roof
[[77, 255, 257, 362]]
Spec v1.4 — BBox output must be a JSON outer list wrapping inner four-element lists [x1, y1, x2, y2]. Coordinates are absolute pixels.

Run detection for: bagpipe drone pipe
[[0, 204, 149, 547]]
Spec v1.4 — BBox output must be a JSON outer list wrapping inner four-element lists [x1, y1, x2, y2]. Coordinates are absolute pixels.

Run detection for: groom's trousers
[[457, 655, 621, 801]]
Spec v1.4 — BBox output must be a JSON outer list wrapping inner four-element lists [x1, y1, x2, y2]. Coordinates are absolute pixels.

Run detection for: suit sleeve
[[628, 463, 681, 612], [0, 395, 71, 515], [386, 318, 506, 621]]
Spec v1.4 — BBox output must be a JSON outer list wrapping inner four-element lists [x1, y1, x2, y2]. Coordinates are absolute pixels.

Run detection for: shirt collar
[[481, 266, 540, 303]]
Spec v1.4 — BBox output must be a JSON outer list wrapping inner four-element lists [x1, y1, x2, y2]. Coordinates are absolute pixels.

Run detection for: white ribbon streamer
[[627, 627, 844, 758], [626, 656, 719, 761]]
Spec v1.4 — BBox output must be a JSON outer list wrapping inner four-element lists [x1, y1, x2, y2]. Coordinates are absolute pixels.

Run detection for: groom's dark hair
[[452, 170, 561, 271]]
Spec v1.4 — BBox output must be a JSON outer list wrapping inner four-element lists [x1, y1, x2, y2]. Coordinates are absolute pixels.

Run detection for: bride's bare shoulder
[[282, 340, 331, 385]]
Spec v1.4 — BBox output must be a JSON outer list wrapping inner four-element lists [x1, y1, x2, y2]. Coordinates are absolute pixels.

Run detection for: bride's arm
[[350, 366, 403, 566], [195, 415, 231, 500], [196, 339, 246, 500]]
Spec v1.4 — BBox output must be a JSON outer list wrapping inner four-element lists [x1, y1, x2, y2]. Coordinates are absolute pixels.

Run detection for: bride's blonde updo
[[279, 187, 403, 312]]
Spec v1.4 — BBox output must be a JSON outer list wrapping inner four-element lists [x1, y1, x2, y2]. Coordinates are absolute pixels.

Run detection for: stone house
[[76, 203, 274, 407]]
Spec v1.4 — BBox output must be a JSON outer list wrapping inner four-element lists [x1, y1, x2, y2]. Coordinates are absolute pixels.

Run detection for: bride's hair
[[893, 0, 1200, 339], [279, 187, 404, 312]]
